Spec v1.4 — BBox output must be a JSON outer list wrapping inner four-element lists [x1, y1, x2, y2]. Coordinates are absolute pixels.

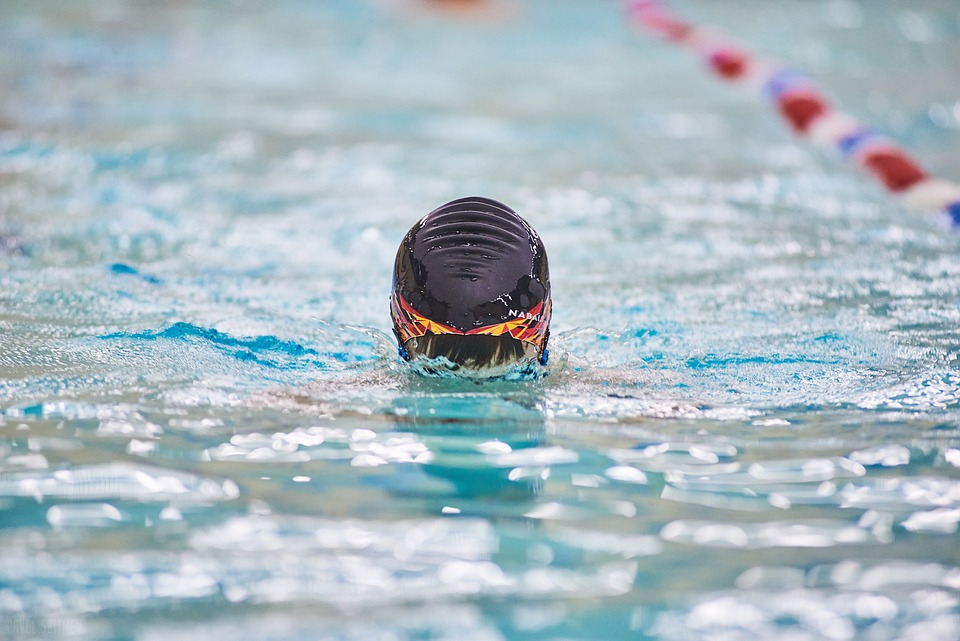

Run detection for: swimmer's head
[[391, 196, 551, 373]]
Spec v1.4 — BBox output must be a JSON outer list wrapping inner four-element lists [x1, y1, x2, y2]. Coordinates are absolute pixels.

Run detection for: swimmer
[[390, 196, 551, 375], [387, 0, 514, 21], [423, 0, 495, 16], [425, 0, 488, 9]]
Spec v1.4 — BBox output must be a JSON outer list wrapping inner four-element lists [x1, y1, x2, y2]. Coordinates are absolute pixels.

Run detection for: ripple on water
[[652, 560, 960, 641], [0, 462, 239, 503], [0, 513, 640, 616], [660, 518, 879, 549], [204, 424, 433, 466], [132, 604, 505, 641]]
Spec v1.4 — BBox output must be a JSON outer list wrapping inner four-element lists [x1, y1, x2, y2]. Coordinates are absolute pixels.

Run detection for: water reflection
[[390, 374, 548, 508]]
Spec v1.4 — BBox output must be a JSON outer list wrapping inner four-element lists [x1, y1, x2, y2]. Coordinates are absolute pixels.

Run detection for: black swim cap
[[391, 196, 551, 369]]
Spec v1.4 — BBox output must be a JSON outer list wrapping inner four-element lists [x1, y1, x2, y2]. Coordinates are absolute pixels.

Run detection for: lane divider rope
[[626, 0, 960, 227]]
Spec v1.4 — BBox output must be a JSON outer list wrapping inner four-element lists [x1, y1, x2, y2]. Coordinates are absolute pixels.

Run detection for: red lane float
[[626, 0, 960, 227]]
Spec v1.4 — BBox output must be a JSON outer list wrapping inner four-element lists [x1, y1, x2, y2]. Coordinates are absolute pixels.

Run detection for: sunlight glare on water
[[1, 0, 959, 639]]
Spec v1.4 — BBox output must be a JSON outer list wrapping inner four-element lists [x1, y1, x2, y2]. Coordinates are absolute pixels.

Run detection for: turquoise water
[[2, 0, 960, 639]]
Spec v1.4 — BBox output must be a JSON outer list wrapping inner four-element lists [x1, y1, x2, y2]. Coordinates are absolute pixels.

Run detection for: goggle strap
[[391, 292, 550, 353]]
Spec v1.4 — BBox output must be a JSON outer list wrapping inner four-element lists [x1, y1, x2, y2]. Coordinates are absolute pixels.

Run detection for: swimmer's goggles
[[390, 292, 551, 362]]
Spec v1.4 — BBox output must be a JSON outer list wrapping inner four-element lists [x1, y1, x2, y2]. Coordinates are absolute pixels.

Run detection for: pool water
[[2, 1, 960, 639]]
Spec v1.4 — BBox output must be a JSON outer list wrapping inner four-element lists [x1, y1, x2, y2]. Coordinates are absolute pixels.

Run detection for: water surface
[[2, 1, 960, 639]]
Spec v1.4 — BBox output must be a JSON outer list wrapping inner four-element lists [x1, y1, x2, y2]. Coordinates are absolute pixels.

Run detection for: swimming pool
[[2, 0, 959, 638]]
